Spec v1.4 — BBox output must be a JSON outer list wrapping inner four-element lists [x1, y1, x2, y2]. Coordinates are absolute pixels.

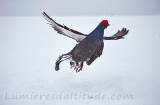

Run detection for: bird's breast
[[71, 38, 103, 62]]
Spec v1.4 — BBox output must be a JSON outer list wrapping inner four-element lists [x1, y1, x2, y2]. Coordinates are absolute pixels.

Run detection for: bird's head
[[101, 20, 110, 29]]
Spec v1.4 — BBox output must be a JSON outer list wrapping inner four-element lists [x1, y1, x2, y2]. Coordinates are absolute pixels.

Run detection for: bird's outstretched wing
[[103, 28, 129, 40], [43, 12, 87, 42]]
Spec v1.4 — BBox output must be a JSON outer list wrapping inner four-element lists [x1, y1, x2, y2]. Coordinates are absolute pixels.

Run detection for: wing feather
[[43, 12, 87, 42], [103, 28, 129, 40]]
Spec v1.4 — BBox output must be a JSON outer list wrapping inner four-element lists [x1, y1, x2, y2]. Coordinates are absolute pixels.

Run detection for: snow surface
[[0, 15, 160, 105]]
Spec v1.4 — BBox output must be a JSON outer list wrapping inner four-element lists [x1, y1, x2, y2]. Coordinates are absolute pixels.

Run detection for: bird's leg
[[74, 62, 84, 73], [55, 52, 71, 71], [78, 62, 84, 72], [74, 62, 79, 73], [70, 61, 75, 69], [74, 63, 78, 72]]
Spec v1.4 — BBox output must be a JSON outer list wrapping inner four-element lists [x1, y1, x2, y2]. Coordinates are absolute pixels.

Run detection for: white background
[[0, 15, 160, 105]]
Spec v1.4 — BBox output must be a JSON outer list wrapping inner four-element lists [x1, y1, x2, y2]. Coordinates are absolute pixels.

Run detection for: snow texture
[[0, 15, 160, 105]]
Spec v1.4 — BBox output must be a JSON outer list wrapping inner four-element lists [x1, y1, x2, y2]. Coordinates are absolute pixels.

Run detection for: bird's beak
[[108, 24, 110, 26]]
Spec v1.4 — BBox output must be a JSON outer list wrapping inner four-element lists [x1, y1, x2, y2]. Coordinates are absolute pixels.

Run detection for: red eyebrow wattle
[[102, 20, 108, 24]]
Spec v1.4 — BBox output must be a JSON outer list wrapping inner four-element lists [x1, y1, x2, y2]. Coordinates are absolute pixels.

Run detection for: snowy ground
[[0, 15, 160, 105]]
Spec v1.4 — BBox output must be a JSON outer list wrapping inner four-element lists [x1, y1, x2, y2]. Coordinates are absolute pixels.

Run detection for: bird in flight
[[43, 12, 129, 72]]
